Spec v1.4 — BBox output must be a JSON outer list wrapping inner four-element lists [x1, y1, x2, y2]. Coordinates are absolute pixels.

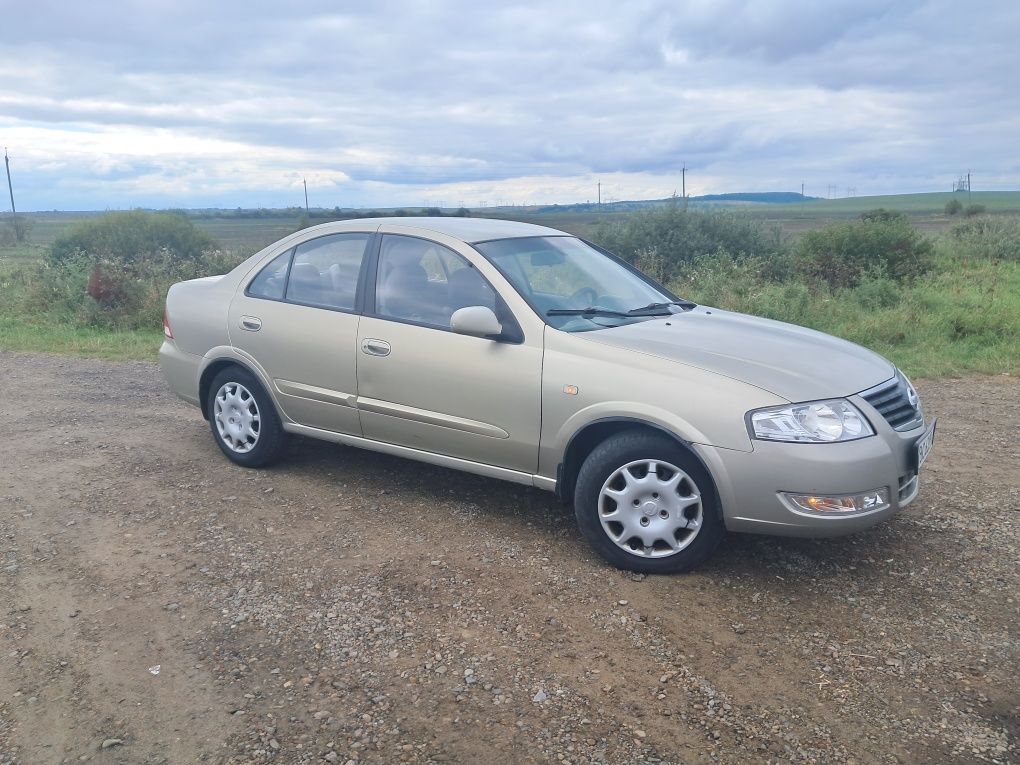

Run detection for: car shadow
[[279, 434, 914, 583]]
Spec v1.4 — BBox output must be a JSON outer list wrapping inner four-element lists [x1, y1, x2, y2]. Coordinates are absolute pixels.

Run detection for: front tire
[[207, 366, 287, 468], [573, 430, 724, 574]]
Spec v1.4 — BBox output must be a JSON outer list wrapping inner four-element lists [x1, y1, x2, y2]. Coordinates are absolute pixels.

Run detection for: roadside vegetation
[[1, 204, 1018, 376], [596, 200, 1019, 377], [1, 211, 241, 359]]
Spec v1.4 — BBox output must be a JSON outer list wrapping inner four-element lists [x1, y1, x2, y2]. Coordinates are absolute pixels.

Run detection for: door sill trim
[[282, 422, 553, 490]]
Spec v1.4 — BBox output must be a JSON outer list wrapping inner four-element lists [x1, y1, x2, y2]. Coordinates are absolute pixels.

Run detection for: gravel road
[[0, 351, 1016, 764]]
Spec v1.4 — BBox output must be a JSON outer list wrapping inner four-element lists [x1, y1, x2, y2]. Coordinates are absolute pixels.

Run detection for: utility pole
[[681, 164, 686, 198], [801, 182, 804, 199], [4, 147, 15, 215], [968, 171, 972, 203], [597, 181, 601, 206], [303, 178, 309, 214]]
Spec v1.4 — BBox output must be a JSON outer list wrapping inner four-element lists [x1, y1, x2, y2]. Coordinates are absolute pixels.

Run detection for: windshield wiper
[[626, 300, 697, 315], [547, 307, 631, 318]]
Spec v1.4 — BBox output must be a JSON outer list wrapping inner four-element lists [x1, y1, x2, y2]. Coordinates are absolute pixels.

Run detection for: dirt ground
[[0, 351, 1016, 765]]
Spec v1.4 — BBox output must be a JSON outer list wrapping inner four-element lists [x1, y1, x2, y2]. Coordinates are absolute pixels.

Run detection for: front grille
[[859, 375, 923, 431]]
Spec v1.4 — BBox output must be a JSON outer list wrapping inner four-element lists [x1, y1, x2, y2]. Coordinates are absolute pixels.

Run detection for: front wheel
[[207, 366, 287, 468], [573, 431, 725, 574]]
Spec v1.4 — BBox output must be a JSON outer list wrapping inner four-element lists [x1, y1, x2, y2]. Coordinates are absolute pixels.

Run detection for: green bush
[[25, 211, 235, 330], [852, 276, 901, 309], [945, 215, 1020, 261], [964, 204, 987, 217], [48, 210, 216, 266], [944, 198, 963, 216], [595, 197, 783, 281], [792, 211, 934, 289]]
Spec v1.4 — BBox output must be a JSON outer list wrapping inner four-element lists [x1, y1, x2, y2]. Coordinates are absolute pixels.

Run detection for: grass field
[[2, 193, 1018, 376], [766, 190, 1020, 214], [0, 315, 162, 360], [11, 190, 1020, 246]]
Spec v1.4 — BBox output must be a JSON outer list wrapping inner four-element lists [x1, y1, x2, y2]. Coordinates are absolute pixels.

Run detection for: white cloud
[[0, 0, 1017, 209]]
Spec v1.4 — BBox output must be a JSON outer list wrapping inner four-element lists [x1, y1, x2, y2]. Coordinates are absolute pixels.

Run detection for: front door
[[228, 232, 371, 434], [356, 234, 542, 473]]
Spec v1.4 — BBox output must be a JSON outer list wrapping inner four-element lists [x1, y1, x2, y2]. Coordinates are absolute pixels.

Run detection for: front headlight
[[748, 399, 874, 443]]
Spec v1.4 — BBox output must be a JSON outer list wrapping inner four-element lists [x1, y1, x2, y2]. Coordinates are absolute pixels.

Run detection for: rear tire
[[573, 430, 724, 574], [207, 366, 287, 468]]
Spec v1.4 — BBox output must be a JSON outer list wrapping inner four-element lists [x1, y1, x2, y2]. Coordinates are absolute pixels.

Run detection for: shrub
[[859, 208, 907, 223], [29, 211, 234, 330], [964, 204, 987, 217], [944, 198, 963, 216], [595, 197, 783, 281], [792, 212, 934, 289], [48, 210, 216, 266], [852, 276, 901, 310], [946, 215, 1020, 261]]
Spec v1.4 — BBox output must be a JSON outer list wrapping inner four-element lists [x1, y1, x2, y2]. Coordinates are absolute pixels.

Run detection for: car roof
[[324, 216, 569, 243]]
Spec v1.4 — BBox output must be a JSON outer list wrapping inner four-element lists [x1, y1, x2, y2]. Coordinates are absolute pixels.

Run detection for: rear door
[[228, 231, 372, 434]]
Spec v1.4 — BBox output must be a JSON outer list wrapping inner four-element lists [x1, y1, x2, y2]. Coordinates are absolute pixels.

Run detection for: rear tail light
[[163, 309, 174, 339]]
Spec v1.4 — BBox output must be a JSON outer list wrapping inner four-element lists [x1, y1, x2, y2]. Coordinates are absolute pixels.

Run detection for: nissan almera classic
[[159, 217, 936, 573]]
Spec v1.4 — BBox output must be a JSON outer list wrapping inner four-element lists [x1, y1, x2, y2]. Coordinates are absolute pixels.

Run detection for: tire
[[206, 366, 287, 468], [573, 430, 724, 574]]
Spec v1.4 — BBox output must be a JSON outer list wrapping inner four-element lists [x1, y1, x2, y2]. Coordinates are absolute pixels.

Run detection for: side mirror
[[450, 306, 503, 339]]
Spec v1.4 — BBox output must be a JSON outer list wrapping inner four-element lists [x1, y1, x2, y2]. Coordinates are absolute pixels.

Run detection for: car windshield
[[474, 236, 688, 331]]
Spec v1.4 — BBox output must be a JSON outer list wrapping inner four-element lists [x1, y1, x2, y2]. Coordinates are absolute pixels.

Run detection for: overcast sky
[[2, 0, 1018, 211]]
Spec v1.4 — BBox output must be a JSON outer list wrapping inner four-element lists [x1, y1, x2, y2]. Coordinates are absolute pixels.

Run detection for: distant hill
[[692, 192, 817, 204], [525, 192, 818, 214]]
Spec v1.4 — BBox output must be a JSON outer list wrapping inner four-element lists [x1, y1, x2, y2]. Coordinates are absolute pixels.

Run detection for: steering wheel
[[569, 286, 599, 308]]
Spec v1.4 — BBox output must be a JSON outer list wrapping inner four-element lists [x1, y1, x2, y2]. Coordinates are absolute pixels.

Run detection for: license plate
[[915, 418, 937, 469]]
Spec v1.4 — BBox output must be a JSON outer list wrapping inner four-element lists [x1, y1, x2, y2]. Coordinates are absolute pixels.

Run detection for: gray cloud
[[1, 0, 1017, 209]]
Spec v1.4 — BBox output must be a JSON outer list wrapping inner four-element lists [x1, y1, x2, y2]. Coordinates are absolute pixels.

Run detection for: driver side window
[[375, 235, 497, 328]]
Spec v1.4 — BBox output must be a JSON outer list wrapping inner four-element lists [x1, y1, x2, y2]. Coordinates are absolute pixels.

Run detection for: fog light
[[782, 488, 890, 515]]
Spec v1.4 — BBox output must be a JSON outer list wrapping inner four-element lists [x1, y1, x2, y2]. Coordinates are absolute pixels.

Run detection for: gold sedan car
[[160, 217, 934, 573]]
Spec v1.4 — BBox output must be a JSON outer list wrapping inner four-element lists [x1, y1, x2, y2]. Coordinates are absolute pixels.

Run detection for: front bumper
[[696, 419, 926, 538]]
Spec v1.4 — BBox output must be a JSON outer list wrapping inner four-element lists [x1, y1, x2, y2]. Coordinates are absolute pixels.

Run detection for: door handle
[[361, 338, 391, 357], [240, 316, 262, 332]]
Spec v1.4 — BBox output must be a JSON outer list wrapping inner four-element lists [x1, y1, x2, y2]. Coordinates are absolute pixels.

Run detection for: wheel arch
[[556, 418, 721, 517], [198, 357, 266, 420]]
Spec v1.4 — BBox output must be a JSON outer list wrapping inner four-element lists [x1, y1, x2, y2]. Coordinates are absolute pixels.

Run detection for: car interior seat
[[288, 262, 328, 305], [447, 267, 496, 313]]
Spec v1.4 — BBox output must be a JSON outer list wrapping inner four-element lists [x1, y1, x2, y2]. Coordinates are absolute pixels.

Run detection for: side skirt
[[282, 422, 558, 492]]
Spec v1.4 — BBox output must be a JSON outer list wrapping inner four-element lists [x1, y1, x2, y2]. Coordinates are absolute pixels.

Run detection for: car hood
[[582, 307, 894, 402]]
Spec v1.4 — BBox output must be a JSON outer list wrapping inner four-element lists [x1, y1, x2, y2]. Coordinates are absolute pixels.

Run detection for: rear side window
[[285, 233, 370, 310], [246, 250, 291, 300]]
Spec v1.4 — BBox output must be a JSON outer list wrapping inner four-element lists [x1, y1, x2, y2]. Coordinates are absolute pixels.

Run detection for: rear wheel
[[573, 430, 724, 574], [207, 366, 286, 468]]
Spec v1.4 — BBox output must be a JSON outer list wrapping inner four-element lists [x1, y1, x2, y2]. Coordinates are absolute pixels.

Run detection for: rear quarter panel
[[166, 276, 235, 356]]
